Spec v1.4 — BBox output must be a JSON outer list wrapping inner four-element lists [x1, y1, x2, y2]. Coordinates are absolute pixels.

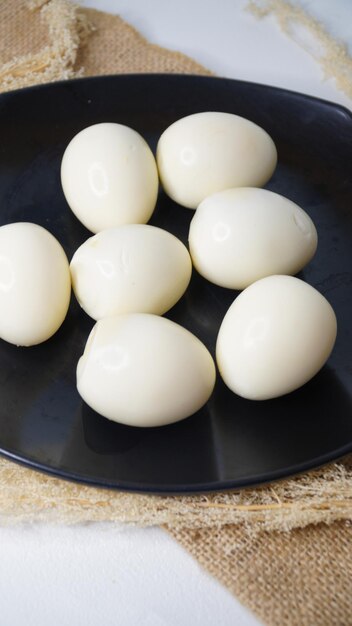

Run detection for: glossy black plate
[[0, 74, 351, 493]]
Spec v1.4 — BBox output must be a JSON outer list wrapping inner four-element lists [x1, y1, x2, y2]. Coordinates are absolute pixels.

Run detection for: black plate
[[0, 74, 351, 493]]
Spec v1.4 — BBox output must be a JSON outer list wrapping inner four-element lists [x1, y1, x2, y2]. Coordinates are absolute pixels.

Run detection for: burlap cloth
[[1, 2, 352, 625]]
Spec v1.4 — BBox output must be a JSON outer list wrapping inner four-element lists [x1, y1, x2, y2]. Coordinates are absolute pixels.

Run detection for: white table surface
[[2, 2, 351, 626]]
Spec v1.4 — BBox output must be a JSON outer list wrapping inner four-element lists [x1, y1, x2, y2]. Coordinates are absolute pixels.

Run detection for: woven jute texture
[[0, 0, 210, 92], [169, 521, 352, 626], [0, 2, 352, 625]]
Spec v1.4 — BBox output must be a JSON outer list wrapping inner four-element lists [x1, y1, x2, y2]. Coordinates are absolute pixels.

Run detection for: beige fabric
[[169, 521, 352, 626], [0, 0, 91, 92], [75, 8, 212, 77], [0, 0, 210, 93], [0, 2, 352, 625]]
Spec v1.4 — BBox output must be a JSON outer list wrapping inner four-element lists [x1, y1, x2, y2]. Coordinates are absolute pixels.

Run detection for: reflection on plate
[[0, 75, 351, 493]]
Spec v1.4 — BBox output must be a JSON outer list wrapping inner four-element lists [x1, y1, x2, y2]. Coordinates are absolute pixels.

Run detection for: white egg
[[0, 222, 71, 346], [61, 123, 159, 233], [216, 275, 337, 400], [70, 224, 192, 320], [77, 314, 216, 427], [156, 111, 277, 209], [189, 188, 318, 289]]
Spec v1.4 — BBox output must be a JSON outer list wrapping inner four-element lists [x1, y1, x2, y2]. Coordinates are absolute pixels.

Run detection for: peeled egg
[[0, 222, 71, 346], [77, 314, 216, 427], [216, 275, 337, 400], [70, 224, 192, 320], [61, 122, 158, 233], [156, 111, 277, 209], [189, 188, 318, 289]]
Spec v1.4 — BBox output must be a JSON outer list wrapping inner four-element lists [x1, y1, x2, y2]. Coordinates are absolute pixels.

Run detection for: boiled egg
[[70, 224, 192, 320], [77, 314, 216, 427], [0, 222, 71, 346], [216, 275, 337, 400], [189, 188, 318, 289], [156, 111, 277, 209], [61, 122, 158, 233]]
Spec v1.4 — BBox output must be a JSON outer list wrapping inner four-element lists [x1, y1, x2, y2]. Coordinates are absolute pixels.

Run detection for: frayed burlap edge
[[0, 0, 93, 92], [1, 456, 351, 532], [247, 0, 352, 101]]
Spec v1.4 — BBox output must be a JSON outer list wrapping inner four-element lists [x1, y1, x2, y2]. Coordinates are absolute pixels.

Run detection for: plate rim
[[1, 72, 351, 122], [1, 439, 352, 494]]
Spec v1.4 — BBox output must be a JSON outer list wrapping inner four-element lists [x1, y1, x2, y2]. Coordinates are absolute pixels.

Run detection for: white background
[[1, 2, 351, 626]]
